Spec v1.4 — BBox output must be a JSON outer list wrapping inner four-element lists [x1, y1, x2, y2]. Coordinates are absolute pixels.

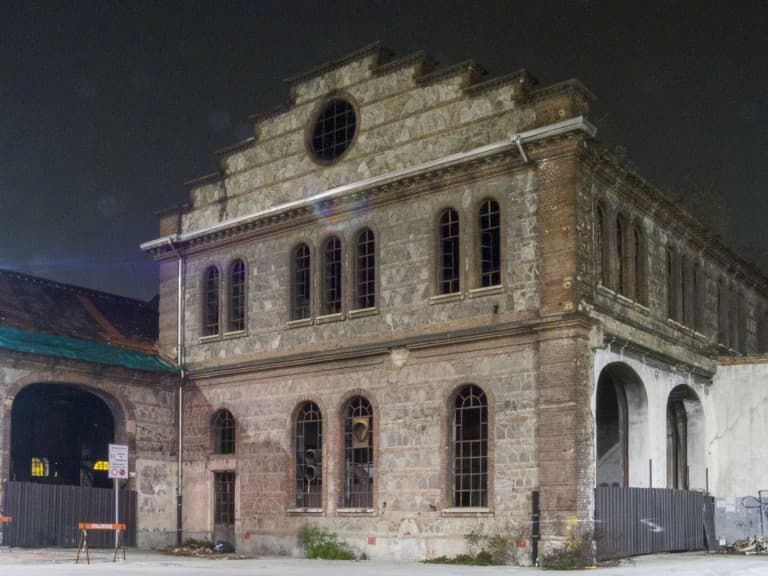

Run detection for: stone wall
[[0, 351, 178, 548]]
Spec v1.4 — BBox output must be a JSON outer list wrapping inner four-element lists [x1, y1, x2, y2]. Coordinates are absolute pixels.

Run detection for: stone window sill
[[429, 292, 463, 305], [198, 334, 221, 344], [287, 318, 313, 329], [468, 285, 504, 298], [348, 307, 378, 319], [223, 330, 247, 340], [316, 312, 344, 324], [287, 508, 323, 515], [441, 507, 493, 518], [336, 508, 375, 516]]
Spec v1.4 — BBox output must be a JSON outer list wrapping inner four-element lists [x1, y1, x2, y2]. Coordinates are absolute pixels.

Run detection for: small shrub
[[540, 532, 594, 570], [298, 525, 355, 560], [424, 530, 516, 566]]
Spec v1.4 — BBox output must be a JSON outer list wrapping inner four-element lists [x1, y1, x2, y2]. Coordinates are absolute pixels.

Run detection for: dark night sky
[[1, 1, 766, 301]]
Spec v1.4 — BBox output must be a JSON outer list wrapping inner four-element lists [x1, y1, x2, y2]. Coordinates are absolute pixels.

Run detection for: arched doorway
[[666, 385, 704, 490], [10, 383, 115, 488], [595, 363, 648, 487]]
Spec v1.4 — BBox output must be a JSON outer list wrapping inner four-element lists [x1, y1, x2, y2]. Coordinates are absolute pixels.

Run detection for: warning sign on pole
[[108, 444, 129, 479]]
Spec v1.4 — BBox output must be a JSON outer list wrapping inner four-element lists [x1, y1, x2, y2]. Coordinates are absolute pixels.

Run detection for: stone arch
[[5, 377, 134, 489], [666, 384, 705, 490], [595, 362, 649, 487]]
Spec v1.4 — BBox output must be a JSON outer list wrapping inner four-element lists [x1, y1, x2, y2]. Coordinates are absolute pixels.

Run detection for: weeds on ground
[[540, 531, 594, 570], [298, 524, 356, 560], [425, 529, 523, 566]]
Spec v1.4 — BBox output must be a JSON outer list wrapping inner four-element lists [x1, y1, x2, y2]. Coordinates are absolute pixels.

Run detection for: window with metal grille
[[596, 203, 607, 286], [212, 409, 235, 454], [478, 199, 500, 287], [203, 266, 220, 336], [228, 259, 246, 332], [453, 385, 488, 508], [293, 244, 311, 320], [615, 215, 625, 296], [322, 236, 342, 314], [214, 471, 235, 525], [632, 224, 645, 304], [666, 247, 676, 320], [341, 396, 373, 508], [295, 402, 322, 508], [355, 228, 375, 309], [438, 208, 460, 294], [310, 99, 356, 163]]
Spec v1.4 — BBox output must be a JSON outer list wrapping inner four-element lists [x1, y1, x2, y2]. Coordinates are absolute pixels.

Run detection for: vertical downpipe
[[168, 238, 185, 546]]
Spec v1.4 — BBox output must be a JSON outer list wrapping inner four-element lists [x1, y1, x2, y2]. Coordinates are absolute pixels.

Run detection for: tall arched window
[[295, 402, 322, 508], [692, 263, 702, 333], [680, 255, 688, 326], [228, 259, 246, 332], [322, 236, 342, 315], [596, 203, 608, 286], [292, 243, 311, 320], [341, 396, 373, 508], [438, 208, 460, 294], [729, 287, 739, 351], [717, 280, 729, 346], [355, 228, 376, 309], [615, 215, 625, 295], [666, 247, 676, 321], [453, 385, 488, 507], [478, 199, 500, 287], [632, 224, 645, 304], [203, 266, 220, 336], [212, 409, 235, 454]]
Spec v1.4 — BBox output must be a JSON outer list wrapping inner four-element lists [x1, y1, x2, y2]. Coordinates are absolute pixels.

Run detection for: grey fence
[[595, 486, 712, 559], [2, 481, 136, 548]]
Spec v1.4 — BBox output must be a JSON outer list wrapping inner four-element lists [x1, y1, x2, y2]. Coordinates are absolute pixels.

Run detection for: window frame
[[437, 207, 461, 295], [321, 235, 343, 316], [227, 258, 246, 333], [211, 409, 236, 455], [295, 402, 323, 509], [292, 243, 312, 321], [451, 384, 489, 508], [477, 198, 501, 288], [340, 395, 374, 509], [202, 265, 221, 337], [354, 227, 376, 310]]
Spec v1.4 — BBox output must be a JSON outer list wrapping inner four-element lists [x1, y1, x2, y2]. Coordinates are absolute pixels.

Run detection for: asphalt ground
[[1, 547, 768, 575]]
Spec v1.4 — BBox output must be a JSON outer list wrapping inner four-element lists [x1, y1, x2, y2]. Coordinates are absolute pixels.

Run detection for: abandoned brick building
[[7, 44, 765, 559]]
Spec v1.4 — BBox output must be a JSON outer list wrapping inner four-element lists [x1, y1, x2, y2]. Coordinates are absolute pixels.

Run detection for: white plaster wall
[[592, 348, 709, 491], [708, 361, 768, 498]]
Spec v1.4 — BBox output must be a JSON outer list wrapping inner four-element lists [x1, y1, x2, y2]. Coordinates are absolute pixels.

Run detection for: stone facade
[[143, 44, 768, 560]]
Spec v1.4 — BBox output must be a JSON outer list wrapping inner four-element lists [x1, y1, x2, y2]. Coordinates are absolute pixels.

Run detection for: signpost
[[108, 444, 128, 548]]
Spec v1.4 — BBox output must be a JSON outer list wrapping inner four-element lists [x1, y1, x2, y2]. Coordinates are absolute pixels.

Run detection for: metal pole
[[114, 478, 119, 548]]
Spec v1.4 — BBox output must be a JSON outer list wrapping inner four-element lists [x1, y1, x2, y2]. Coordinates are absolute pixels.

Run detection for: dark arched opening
[[10, 383, 115, 488]]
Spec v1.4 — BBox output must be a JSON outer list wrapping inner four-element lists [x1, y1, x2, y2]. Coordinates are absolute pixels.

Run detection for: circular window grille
[[310, 98, 356, 162]]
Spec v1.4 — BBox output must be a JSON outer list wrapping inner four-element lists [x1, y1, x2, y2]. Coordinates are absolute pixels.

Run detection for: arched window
[[355, 228, 376, 309], [632, 224, 645, 304], [737, 291, 747, 354], [295, 402, 322, 508], [729, 287, 739, 351], [212, 409, 235, 454], [438, 208, 460, 294], [228, 259, 246, 332], [666, 247, 676, 321], [322, 236, 342, 315], [203, 266, 220, 336], [717, 280, 729, 346], [292, 244, 311, 320], [692, 263, 702, 333], [341, 396, 373, 508], [453, 385, 488, 507], [615, 215, 626, 295], [680, 255, 688, 326], [478, 199, 501, 287], [596, 203, 608, 286]]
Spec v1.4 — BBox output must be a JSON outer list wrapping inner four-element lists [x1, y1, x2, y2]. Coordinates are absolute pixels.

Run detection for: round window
[[310, 98, 357, 163]]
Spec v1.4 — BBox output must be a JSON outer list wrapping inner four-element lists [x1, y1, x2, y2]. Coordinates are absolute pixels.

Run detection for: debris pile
[[728, 536, 768, 555]]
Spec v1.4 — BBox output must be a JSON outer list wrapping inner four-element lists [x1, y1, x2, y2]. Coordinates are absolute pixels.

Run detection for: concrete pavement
[[1, 547, 768, 575]]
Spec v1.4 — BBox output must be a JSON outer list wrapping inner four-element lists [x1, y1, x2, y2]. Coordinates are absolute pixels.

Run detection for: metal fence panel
[[3, 481, 136, 548], [595, 487, 711, 560]]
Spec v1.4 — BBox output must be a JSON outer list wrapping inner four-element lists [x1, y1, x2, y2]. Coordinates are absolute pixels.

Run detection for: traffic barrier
[[75, 522, 126, 564]]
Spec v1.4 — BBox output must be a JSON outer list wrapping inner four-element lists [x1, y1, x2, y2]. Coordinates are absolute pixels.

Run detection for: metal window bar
[[212, 410, 235, 454], [213, 472, 235, 525], [438, 208, 460, 294], [203, 267, 220, 336], [228, 260, 246, 332], [293, 244, 311, 320], [323, 236, 342, 314], [295, 402, 323, 508], [356, 228, 375, 309], [311, 100, 356, 161], [454, 386, 488, 507], [478, 200, 500, 287], [342, 396, 373, 508]]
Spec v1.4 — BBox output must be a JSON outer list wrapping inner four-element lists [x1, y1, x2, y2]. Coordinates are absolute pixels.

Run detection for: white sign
[[108, 443, 129, 479]]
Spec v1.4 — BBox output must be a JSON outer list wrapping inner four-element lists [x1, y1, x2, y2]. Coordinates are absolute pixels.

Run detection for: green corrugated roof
[[0, 326, 179, 373]]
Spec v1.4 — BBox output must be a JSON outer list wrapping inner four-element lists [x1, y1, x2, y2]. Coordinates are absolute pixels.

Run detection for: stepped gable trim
[[464, 68, 539, 96], [283, 42, 393, 87], [415, 59, 487, 87], [372, 50, 435, 76], [184, 172, 222, 189], [142, 116, 596, 256], [528, 78, 596, 103]]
